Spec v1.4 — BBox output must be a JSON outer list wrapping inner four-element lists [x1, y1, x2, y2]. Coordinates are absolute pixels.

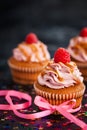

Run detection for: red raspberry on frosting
[[54, 48, 71, 63], [25, 33, 38, 44], [79, 27, 87, 37]]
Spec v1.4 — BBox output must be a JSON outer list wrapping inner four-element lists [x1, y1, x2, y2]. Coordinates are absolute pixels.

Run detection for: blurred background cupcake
[[67, 27, 87, 81], [8, 33, 50, 85]]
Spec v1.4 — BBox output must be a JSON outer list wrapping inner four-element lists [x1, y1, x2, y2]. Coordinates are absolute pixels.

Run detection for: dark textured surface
[[0, 73, 87, 130]]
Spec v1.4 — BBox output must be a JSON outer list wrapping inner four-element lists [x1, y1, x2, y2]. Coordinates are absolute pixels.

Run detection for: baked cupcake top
[[13, 33, 50, 62], [37, 48, 83, 89], [67, 27, 87, 62]]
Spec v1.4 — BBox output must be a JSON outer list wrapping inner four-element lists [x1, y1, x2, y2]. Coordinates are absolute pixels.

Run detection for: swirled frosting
[[38, 60, 83, 89], [13, 41, 50, 62], [68, 36, 87, 62]]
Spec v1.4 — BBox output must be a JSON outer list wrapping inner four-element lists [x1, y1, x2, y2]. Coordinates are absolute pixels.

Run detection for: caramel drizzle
[[42, 62, 64, 82], [71, 37, 87, 55], [18, 42, 48, 61]]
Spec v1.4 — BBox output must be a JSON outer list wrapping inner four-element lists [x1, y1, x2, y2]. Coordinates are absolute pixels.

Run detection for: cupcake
[[34, 48, 85, 114], [67, 27, 87, 81], [8, 33, 50, 85]]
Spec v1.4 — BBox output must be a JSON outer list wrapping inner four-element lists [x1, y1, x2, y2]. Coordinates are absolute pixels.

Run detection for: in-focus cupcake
[[34, 48, 85, 113], [67, 27, 87, 81], [8, 33, 50, 85]]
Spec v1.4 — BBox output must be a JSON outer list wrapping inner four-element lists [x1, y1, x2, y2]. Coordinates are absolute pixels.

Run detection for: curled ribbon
[[0, 90, 32, 110], [0, 90, 87, 130]]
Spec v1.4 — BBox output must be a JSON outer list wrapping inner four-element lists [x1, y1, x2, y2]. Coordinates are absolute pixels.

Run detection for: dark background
[[0, 0, 87, 60]]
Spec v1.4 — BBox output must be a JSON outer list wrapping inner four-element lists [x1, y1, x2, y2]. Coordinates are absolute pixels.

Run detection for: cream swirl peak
[[13, 41, 50, 62], [68, 36, 87, 62], [38, 60, 83, 89]]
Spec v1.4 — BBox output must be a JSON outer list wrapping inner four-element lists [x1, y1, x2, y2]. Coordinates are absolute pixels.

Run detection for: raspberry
[[79, 27, 87, 37], [54, 48, 71, 63], [25, 33, 38, 44]]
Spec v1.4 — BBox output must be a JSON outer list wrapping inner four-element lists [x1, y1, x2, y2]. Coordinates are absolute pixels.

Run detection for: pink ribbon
[[0, 90, 87, 130], [0, 90, 32, 110]]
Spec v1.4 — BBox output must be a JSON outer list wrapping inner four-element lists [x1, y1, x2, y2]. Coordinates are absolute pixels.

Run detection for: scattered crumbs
[[62, 121, 71, 126], [33, 110, 37, 113], [61, 116, 65, 119], [19, 121, 25, 124], [5, 115, 13, 120], [20, 109, 28, 112], [46, 121, 52, 127], [23, 123, 29, 126], [76, 113, 83, 117], [1, 118, 5, 121], [13, 126, 19, 130], [50, 119, 55, 123], [30, 121, 35, 124], [31, 90, 35, 95], [84, 104, 87, 107], [81, 112, 85, 115], [3, 111, 8, 114]]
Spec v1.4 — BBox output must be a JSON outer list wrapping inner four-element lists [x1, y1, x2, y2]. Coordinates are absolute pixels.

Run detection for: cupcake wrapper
[[34, 83, 85, 110], [11, 68, 40, 85], [8, 57, 49, 85], [34, 84, 85, 100], [8, 60, 45, 73]]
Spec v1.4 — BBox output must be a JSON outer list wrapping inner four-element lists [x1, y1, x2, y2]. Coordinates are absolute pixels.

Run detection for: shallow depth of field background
[[0, 0, 87, 59]]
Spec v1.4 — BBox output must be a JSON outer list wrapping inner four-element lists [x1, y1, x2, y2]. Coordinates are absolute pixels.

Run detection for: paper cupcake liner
[[8, 59, 47, 73], [8, 57, 49, 85], [10, 68, 40, 85], [34, 83, 85, 110], [34, 85, 85, 100]]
